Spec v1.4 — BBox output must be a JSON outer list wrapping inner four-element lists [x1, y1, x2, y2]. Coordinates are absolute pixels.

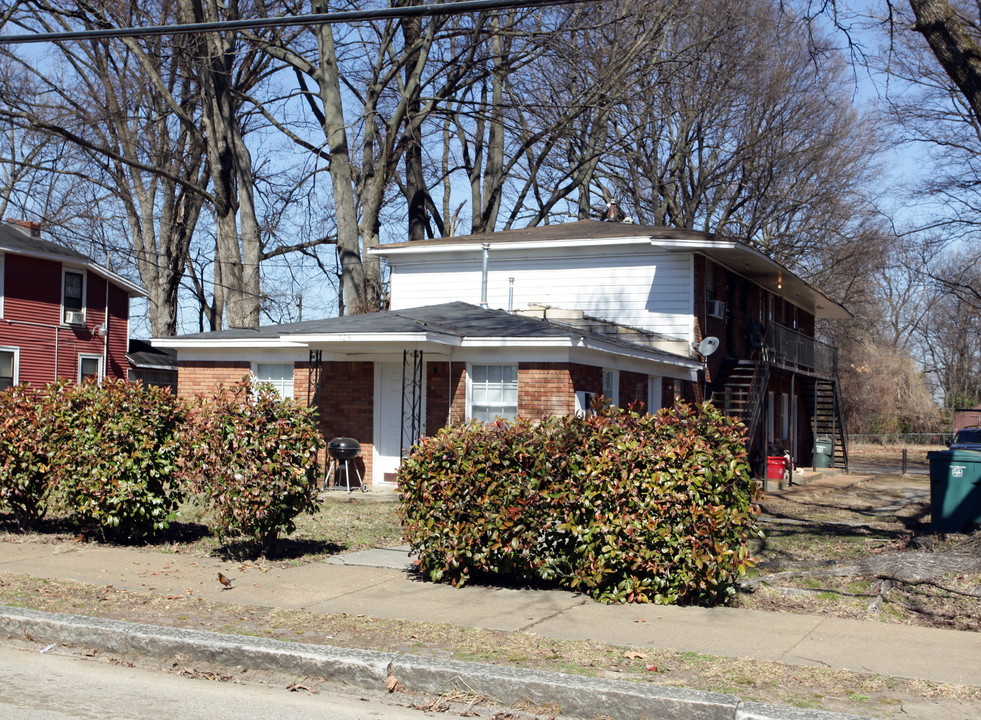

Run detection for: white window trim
[[251, 361, 295, 399], [62, 267, 87, 325], [0, 252, 5, 319], [648, 375, 662, 414], [602, 368, 620, 407], [78, 353, 103, 383], [465, 362, 518, 422], [0, 345, 19, 388]]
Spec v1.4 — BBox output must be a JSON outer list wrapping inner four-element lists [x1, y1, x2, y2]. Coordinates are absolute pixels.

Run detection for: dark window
[[0, 350, 14, 390], [64, 271, 84, 323]]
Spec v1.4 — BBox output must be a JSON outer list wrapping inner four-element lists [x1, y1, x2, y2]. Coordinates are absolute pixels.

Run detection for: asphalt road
[[0, 641, 443, 720]]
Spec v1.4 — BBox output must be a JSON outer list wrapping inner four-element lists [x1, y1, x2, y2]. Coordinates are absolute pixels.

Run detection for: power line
[[0, 0, 595, 45]]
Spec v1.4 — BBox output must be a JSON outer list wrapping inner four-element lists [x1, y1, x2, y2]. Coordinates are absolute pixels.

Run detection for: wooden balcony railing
[[765, 323, 837, 378]]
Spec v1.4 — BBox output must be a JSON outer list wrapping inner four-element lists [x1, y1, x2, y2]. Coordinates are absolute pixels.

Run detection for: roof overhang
[[0, 243, 147, 297], [154, 329, 699, 372], [371, 231, 851, 321], [695, 241, 851, 320]]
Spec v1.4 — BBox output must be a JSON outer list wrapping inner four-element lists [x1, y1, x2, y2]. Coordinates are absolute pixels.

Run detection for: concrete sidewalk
[[1, 532, 980, 689]]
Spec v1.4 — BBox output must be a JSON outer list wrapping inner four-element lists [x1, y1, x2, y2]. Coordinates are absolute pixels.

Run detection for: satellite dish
[[692, 336, 720, 357]]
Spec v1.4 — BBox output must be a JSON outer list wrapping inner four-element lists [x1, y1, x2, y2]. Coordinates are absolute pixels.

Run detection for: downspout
[[480, 243, 490, 309], [103, 280, 109, 379], [447, 348, 454, 426]]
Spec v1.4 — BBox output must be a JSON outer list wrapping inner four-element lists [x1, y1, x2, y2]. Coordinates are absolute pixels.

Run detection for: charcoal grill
[[325, 437, 366, 493]]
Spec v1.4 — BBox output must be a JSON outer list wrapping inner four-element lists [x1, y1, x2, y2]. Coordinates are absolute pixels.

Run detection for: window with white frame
[[468, 364, 518, 422], [602, 368, 619, 407], [62, 269, 85, 325], [78, 354, 103, 383], [253, 363, 295, 399], [0, 253, 5, 319], [0, 347, 18, 390], [648, 375, 662, 413]]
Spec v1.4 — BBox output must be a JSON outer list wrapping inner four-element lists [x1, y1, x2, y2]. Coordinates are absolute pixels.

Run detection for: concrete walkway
[[1, 522, 979, 689]]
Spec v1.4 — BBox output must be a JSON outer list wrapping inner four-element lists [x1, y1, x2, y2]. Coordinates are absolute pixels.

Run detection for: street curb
[[0, 606, 879, 720]]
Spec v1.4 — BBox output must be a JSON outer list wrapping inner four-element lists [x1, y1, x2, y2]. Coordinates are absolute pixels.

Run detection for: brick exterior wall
[[518, 363, 574, 417], [426, 361, 467, 430], [570, 363, 602, 396], [619, 370, 648, 412], [318, 361, 374, 488], [176, 361, 250, 398]]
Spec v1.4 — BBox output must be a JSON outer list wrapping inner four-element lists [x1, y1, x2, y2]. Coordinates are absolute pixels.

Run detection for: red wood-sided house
[[155, 220, 851, 488], [0, 219, 145, 389]]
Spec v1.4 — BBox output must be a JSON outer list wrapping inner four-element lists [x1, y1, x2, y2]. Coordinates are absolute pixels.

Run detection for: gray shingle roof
[[0, 222, 91, 261], [170, 302, 575, 341], [374, 219, 715, 250], [160, 302, 696, 366]]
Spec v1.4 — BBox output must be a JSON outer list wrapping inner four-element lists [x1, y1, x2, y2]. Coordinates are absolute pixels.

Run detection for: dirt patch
[[740, 474, 981, 633], [0, 497, 404, 566]]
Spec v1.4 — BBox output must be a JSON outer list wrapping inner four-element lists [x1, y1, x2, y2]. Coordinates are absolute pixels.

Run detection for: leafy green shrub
[[398, 402, 762, 605], [183, 380, 325, 558], [46, 379, 188, 539], [0, 384, 60, 527]]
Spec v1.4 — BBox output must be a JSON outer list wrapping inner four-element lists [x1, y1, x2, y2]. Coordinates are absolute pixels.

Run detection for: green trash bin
[[813, 437, 833, 468], [927, 449, 981, 533]]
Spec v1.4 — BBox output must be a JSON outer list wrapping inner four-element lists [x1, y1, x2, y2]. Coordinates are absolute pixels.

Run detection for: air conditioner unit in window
[[64, 310, 85, 326], [707, 300, 725, 319]]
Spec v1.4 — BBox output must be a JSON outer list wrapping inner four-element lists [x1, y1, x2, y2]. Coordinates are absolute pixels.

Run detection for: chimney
[[5, 219, 42, 237], [605, 201, 617, 221]]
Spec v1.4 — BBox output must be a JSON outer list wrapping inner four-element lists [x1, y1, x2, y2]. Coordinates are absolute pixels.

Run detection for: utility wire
[[0, 0, 595, 45]]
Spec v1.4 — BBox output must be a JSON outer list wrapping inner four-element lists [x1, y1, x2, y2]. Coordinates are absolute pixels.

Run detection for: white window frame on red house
[[78, 353, 103, 383], [466, 363, 518, 422], [0, 345, 19, 390], [62, 267, 87, 325], [0, 252, 5, 319], [251, 362, 295, 399]]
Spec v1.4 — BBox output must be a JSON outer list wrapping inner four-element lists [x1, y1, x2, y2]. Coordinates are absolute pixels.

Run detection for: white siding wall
[[388, 248, 694, 340]]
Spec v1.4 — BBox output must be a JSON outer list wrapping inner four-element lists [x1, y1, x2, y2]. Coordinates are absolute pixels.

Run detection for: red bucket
[[767, 456, 788, 480]]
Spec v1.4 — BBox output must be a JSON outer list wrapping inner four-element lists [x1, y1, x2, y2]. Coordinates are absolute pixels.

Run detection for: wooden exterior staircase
[[805, 378, 849, 471]]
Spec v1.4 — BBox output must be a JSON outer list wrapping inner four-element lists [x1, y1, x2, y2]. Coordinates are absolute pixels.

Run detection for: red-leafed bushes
[[0, 384, 59, 528], [0, 379, 323, 556], [46, 380, 188, 539], [398, 402, 762, 605], [182, 381, 324, 557]]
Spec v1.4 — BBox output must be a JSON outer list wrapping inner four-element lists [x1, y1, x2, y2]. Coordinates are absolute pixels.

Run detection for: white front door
[[374, 362, 405, 486]]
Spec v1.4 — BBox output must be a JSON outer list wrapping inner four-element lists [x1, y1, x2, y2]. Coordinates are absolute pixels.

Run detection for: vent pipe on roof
[[508, 277, 515, 314], [480, 242, 490, 309]]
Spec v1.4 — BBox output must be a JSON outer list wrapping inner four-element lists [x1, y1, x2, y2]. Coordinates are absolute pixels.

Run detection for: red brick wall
[[318, 361, 375, 486], [426, 361, 466, 430], [570, 363, 602, 396], [176, 361, 250, 398], [518, 363, 574, 417], [619, 370, 648, 412]]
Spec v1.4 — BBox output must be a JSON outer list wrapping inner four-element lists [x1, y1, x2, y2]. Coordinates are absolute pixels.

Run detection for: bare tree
[[594, 0, 882, 275]]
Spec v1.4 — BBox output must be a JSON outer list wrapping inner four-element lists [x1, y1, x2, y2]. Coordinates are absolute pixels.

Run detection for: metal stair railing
[[742, 348, 771, 449]]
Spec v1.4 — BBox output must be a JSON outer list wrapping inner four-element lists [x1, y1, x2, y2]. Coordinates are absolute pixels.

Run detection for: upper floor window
[[62, 269, 85, 325], [468, 364, 518, 422], [0, 347, 17, 390], [253, 362, 294, 399], [0, 253, 5, 319]]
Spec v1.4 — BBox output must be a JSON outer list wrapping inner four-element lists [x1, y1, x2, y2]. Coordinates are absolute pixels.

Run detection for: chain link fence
[[848, 433, 952, 447]]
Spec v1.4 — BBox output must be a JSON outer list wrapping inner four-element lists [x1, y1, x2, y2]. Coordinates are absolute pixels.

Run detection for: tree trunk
[[909, 0, 981, 127]]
